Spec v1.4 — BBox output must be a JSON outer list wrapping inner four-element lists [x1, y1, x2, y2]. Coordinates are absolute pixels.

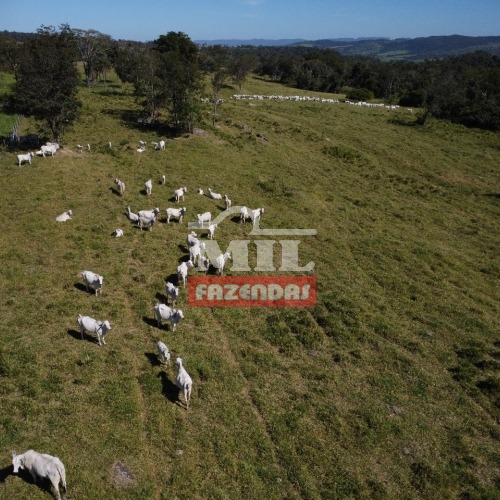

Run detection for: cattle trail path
[[206, 311, 300, 495]]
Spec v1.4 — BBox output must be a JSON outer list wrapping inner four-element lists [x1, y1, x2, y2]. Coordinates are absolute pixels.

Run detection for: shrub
[[346, 88, 375, 101]]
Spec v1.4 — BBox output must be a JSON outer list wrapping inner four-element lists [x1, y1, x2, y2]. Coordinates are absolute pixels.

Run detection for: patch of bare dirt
[[192, 127, 208, 137], [110, 461, 135, 488]]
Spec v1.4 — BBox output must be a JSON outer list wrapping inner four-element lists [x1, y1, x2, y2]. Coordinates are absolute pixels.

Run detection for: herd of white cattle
[[16, 94, 411, 167], [17, 141, 61, 165], [231, 94, 341, 103], [230, 94, 411, 111], [10, 139, 267, 497]]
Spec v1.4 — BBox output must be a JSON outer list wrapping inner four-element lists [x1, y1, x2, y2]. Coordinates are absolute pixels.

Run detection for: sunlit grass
[[0, 73, 498, 499]]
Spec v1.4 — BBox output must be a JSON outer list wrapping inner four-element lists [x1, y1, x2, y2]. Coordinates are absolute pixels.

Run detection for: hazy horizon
[[2, 0, 499, 43]]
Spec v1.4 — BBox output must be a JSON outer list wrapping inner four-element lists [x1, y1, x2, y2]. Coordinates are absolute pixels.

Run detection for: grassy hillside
[[0, 73, 499, 499]]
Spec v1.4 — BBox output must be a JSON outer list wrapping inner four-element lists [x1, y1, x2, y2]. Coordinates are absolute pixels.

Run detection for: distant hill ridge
[[196, 35, 500, 60], [195, 37, 388, 47], [2, 31, 499, 60]]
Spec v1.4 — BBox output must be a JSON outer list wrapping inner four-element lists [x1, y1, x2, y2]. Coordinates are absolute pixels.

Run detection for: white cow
[[145, 179, 152, 196], [159, 140, 166, 150], [17, 152, 34, 166], [138, 214, 156, 231], [56, 210, 73, 222], [196, 212, 211, 228], [138, 207, 160, 219], [175, 358, 193, 409], [153, 304, 184, 330], [249, 207, 265, 225], [212, 252, 232, 275], [41, 143, 59, 157], [81, 270, 103, 296], [207, 223, 217, 240], [240, 206, 249, 222], [186, 231, 199, 247], [175, 187, 187, 202], [77, 315, 111, 345], [208, 188, 222, 200], [177, 260, 194, 287], [12, 450, 66, 500], [126, 206, 139, 222], [114, 178, 125, 196], [165, 281, 180, 305], [189, 241, 206, 267], [166, 207, 186, 223], [157, 341, 171, 365]]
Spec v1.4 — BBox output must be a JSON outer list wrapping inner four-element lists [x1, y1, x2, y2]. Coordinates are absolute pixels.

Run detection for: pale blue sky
[[1, 0, 499, 42]]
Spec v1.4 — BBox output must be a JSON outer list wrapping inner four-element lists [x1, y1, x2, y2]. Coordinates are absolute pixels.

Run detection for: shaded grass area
[[0, 74, 499, 498]]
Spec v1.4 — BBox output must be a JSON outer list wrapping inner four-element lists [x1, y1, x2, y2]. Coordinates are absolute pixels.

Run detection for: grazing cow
[[17, 152, 34, 166], [81, 270, 104, 296], [240, 206, 249, 222], [41, 143, 59, 157], [175, 187, 187, 202], [114, 178, 125, 195], [207, 223, 217, 240], [189, 241, 206, 268], [153, 304, 184, 330], [212, 252, 232, 275], [177, 260, 194, 287], [12, 450, 66, 500], [157, 341, 171, 365], [165, 281, 180, 305], [249, 207, 265, 225], [126, 206, 139, 222], [77, 315, 111, 345], [138, 208, 160, 219], [175, 358, 193, 409], [166, 207, 186, 223], [196, 212, 211, 228], [186, 231, 199, 247], [138, 214, 156, 231]]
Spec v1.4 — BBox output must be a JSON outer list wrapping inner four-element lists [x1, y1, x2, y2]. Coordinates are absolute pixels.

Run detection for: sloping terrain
[[295, 35, 500, 60], [0, 75, 498, 499]]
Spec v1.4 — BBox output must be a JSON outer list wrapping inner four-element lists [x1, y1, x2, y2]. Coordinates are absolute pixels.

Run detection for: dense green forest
[[1, 28, 499, 134]]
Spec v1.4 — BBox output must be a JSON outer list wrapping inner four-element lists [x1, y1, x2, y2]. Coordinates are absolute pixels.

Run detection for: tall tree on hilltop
[[72, 29, 112, 87], [10, 25, 81, 141], [203, 45, 230, 126], [229, 53, 258, 91], [154, 31, 202, 133]]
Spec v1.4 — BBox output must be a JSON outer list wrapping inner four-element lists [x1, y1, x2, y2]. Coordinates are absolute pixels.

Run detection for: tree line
[[1, 26, 499, 141]]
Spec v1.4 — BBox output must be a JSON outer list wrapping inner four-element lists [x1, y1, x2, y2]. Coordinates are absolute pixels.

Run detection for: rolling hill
[[196, 35, 500, 60], [0, 73, 498, 499]]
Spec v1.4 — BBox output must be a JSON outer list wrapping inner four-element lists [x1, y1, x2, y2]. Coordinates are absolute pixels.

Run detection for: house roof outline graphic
[[187, 206, 317, 236]]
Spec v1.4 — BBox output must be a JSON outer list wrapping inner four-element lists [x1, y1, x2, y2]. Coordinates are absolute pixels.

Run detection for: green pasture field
[[0, 73, 16, 137], [0, 73, 498, 499]]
